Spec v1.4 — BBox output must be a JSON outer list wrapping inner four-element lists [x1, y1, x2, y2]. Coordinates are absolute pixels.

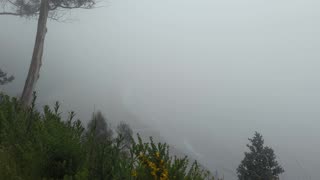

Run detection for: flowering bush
[[130, 135, 215, 180]]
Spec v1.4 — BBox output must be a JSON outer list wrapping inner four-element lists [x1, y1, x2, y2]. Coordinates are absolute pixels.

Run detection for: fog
[[1, 0, 320, 179]]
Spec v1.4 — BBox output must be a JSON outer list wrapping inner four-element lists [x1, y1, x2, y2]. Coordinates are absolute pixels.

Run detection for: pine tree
[[237, 132, 284, 180], [1, 0, 96, 106]]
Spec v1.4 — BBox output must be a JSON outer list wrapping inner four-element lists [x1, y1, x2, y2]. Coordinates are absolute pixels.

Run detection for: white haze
[[1, 0, 320, 179]]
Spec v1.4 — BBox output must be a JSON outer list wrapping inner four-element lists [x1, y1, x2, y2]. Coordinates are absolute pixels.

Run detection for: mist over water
[[1, 0, 320, 179]]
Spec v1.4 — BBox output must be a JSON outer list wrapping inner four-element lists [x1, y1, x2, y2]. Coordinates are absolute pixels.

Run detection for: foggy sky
[[1, 0, 320, 179]]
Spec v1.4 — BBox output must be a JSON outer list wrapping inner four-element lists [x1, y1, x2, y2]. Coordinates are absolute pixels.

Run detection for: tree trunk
[[21, 0, 49, 106]]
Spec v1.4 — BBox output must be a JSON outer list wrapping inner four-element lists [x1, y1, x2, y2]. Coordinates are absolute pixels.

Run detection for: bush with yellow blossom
[[129, 134, 216, 180]]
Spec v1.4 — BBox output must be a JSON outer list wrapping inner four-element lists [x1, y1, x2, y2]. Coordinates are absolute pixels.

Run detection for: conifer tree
[[237, 132, 284, 180]]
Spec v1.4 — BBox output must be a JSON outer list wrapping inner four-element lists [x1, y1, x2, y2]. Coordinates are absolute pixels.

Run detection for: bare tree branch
[[0, 11, 21, 15]]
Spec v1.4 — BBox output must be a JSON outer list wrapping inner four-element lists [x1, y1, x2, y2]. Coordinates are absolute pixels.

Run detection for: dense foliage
[[237, 132, 284, 180], [0, 94, 216, 180]]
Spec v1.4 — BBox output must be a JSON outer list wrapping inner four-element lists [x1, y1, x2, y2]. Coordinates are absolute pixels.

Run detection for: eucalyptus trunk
[[21, 0, 49, 106]]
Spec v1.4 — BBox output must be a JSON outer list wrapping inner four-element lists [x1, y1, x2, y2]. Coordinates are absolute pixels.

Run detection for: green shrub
[[0, 93, 216, 180]]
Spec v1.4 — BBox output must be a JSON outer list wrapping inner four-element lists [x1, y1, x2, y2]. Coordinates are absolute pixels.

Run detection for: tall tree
[[86, 111, 113, 179], [0, 0, 95, 106], [116, 121, 133, 152], [87, 111, 113, 141], [237, 132, 284, 180]]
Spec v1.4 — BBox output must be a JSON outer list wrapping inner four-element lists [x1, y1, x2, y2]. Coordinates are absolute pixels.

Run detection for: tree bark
[[21, 0, 49, 106]]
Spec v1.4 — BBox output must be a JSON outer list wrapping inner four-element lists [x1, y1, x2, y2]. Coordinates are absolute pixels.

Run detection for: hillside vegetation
[[0, 93, 216, 180]]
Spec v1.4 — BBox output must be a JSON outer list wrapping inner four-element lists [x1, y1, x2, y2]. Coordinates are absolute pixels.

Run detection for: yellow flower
[[149, 161, 157, 170], [156, 152, 160, 158], [151, 170, 156, 176], [160, 172, 169, 180], [131, 170, 137, 177], [160, 169, 169, 180]]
